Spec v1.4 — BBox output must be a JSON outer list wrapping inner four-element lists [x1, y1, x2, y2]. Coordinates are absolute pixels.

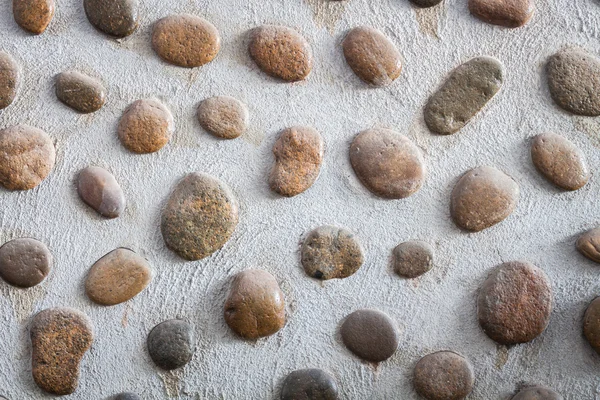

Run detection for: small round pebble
[[115, 393, 141, 400], [0, 52, 19, 110], [393, 240, 433, 278], [13, 0, 55, 34], [409, 0, 443, 7], [281, 369, 338, 400], [413, 351, 474, 400], [197, 96, 248, 139], [512, 386, 563, 400], [147, 319, 194, 370], [84, 0, 139, 38], [118, 99, 174, 154], [340, 309, 399, 362], [0, 238, 51, 288], [469, 0, 534, 28], [77, 166, 126, 218], [577, 227, 600, 264], [55, 71, 106, 114], [584, 297, 600, 355]]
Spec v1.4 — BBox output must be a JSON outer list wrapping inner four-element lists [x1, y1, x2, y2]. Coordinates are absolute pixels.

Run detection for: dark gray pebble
[[340, 309, 399, 362], [147, 319, 194, 370], [0, 238, 51, 287], [281, 369, 338, 400], [393, 240, 433, 278], [84, 0, 139, 38]]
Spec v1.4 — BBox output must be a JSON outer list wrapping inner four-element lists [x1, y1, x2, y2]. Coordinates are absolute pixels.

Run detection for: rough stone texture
[[55, 71, 106, 114], [83, 0, 138, 38], [576, 227, 600, 264], [424, 56, 503, 135], [118, 99, 174, 154], [115, 393, 141, 400], [147, 319, 194, 370], [409, 0, 443, 7], [197, 96, 248, 139], [468, 0, 534, 28], [0, 238, 51, 288], [269, 126, 323, 197], [413, 351, 474, 400], [583, 297, 600, 355], [224, 269, 286, 339], [340, 309, 399, 362], [0, 51, 19, 110], [77, 166, 126, 218], [511, 386, 563, 400], [12, 0, 54, 34], [393, 240, 433, 278], [478, 261, 553, 345], [281, 369, 338, 400]]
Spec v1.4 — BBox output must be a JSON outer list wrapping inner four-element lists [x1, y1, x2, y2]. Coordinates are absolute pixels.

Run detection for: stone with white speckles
[[413, 351, 474, 400], [77, 166, 125, 218], [0, 238, 52, 287], [197, 96, 248, 139], [84, 0, 139, 38]]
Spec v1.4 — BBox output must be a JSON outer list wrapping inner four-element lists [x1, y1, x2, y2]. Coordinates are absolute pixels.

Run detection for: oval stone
[[424, 56, 503, 135], [147, 319, 194, 370], [281, 369, 338, 400], [0, 238, 51, 288], [0, 52, 19, 110], [451, 166, 519, 232], [85, 248, 152, 306], [340, 309, 399, 362], [13, 0, 55, 34], [469, 0, 534, 28], [577, 227, 600, 264], [197, 96, 248, 139], [152, 14, 220, 68], [0, 125, 55, 190], [269, 126, 324, 197], [409, 0, 443, 7], [118, 99, 174, 154], [342, 26, 402, 86], [30, 308, 93, 395], [55, 71, 106, 114], [224, 269, 285, 339], [393, 240, 433, 278], [546, 49, 600, 116], [161, 173, 238, 261], [531, 133, 589, 191], [478, 261, 552, 345], [584, 297, 600, 355], [249, 25, 313, 82], [413, 351, 475, 400], [115, 394, 141, 400], [84, 0, 138, 38], [77, 166, 126, 218], [512, 386, 563, 400]]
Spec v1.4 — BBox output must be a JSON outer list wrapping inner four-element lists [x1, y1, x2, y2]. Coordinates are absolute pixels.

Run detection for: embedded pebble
[[393, 240, 433, 278], [424, 56, 503, 135], [0, 52, 19, 110], [409, 0, 443, 7], [281, 369, 338, 400], [350, 128, 425, 199], [546, 48, 600, 116], [249, 25, 313, 82], [152, 14, 220, 68], [577, 227, 600, 263], [413, 351, 474, 400], [0, 238, 51, 288], [161, 173, 238, 261], [147, 319, 194, 370], [85, 248, 152, 306], [13, 0, 55, 34], [118, 99, 174, 154], [451, 166, 519, 232], [30, 308, 93, 395], [342, 26, 402, 86], [0, 125, 55, 190], [584, 297, 600, 355], [531, 133, 589, 190], [197, 96, 248, 139], [469, 0, 534, 28], [301, 226, 363, 280], [478, 261, 552, 345], [269, 126, 324, 197], [224, 269, 286, 339], [512, 386, 563, 400], [84, 0, 139, 38], [77, 166, 125, 218], [55, 71, 106, 113], [340, 309, 399, 362], [115, 394, 141, 400]]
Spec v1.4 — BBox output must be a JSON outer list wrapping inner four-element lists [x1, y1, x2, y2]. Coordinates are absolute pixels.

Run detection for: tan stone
[[197, 96, 248, 139], [118, 99, 174, 154]]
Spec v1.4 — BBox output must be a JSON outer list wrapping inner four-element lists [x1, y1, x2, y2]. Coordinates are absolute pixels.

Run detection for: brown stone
[[118, 99, 174, 154], [410, 0, 443, 7], [224, 269, 285, 339], [512, 386, 563, 400], [478, 261, 552, 345], [469, 0, 534, 28], [584, 297, 600, 355], [152, 14, 220, 68], [340, 309, 399, 362], [281, 369, 339, 400], [249, 25, 313, 82], [577, 227, 600, 264], [413, 351, 474, 400], [84, 0, 138, 38], [197, 96, 248, 139], [77, 166, 126, 218], [0, 52, 19, 110], [0, 125, 55, 190], [55, 71, 106, 114], [0, 238, 51, 288], [30, 308, 93, 395], [13, 0, 54, 34], [269, 126, 323, 197], [393, 240, 433, 278]]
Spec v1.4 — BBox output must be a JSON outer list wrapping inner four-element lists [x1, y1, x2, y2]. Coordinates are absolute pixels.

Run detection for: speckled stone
[[409, 0, 443, 7], [342, 26, 402, 86], [451, 166, 519, 232], [424, 56, 503, 135], [84, 0, 138, 38], [393, 240, 433, 278], [413, 351, 474, 400], [115, 393, 141, 400], [546, 49, 600, 116], [0, 238, 51, 288], [224, 269, 286, 339], [0, 52, 19, 110], [577, 227, 600, 264], [13, 0, 55, 34], [281, 369, 339, 400], [512, 386, 563, 400], [147, 319, 194, 370], [77, 166, 125, 218], [197, 96, 248, 139], [269, 126, 324, 197], [118, 99, 174, 154], [469, 0, 534, 28], [152, 14, 220, 68], [350, 128, 425, 199], [340, 309, 399, 362], [161, 173, 239, 261], [301, 226, 363, 280], [478, 261, 552, 345], [584, 297, 600, 355], [30, 308, 93, 395], [249, 25, 313, 82], [85, 248, 152, 306], [55, 71, 106, 114], [0, 125, 55, 190]]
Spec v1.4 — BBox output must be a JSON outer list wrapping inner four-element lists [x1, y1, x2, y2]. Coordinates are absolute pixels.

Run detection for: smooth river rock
[[531, 133, 589, 190], [281, 369, 339, 400], [409, 0, 443, 7], [118, 99, 174, 154], [424, 56, 503, 135], [147, 319, 194, 370], [469, 0, 534, 28], [84, 0, 138, 38], [269, 126, 324, 197], [512, 386, 563, 400], [224, 269, 286, 339], [0, 238, 51, 287], [413, 351, 475, 400], [584, 297, 600, 355], [340, 309, 399, 362], [30, 308, 93, 395], [77, 166, 126, 218], [55, 71, 106, 113], [393, 240, 433, 278], [0, 52, 19, 110], [478, 261, 552, 345], [577, 227, 600, 263], [350, 128, 425, 199], [197, 96, 248, 139], [13, 0, 55, 34], [115, 393, 141, 400]]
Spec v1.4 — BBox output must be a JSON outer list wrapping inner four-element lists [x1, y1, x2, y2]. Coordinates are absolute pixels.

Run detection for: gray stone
[[115, 393, 141, 400], [413, 351, 474, 400], [281, 369, 338, 400], [147, 319, 194, 370], [77, 166, 126, 218], [197, 96, 248, 139], [512, 386, 563, 400], [409, 0, 443, 7], [0, 51, 19, 110], [55, 71, 106, 113], [393, 240, 433, 278], [84, 0, 139, 38], [340, 309, 399, 362], [0, 238, 51, 287]]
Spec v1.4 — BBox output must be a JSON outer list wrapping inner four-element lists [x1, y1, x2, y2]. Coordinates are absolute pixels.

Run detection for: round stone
[[269, 126, 324, 197], [152, 14, 220, 68], [55, 71, 106, 114], [413, 351, 475, 400], [249, 25, 313, 82], [478, 261, 553, 345], [147, 319, 194, 370], [197, 96, 248, 139], [281, 369, 338, 400], [115, 393, 141, 400], [0, 238, 51, 288], [0, 52, 19, 110], [468, 0, 534, 28], [84, 0, 138, 38], [118, 99, 174, 154], [584, 297, 600, 355], [577, 227, 600, 264], [350, 128, 425, 199], [342, 26, 402, 86], [393, 240, 433, 278], [511, 386, 563, 400], [161, 173, 239, 261], [341, 309, 399, 362], [409, 0, 443, 7], [224, 269, 286, 339], [13, 0, 55, 34], [0, 125, 55, 190], [450, 166, 519, 232], [77, 166, 126, 218]]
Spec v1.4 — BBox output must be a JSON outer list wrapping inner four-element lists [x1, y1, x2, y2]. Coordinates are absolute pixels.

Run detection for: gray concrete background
[[0, 0, 599, 398]]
